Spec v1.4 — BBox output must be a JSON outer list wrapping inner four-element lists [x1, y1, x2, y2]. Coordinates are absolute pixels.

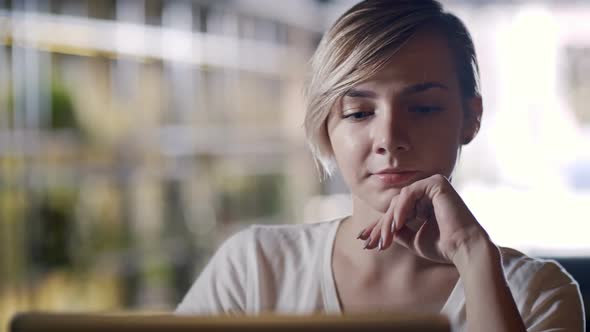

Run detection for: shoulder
[[499, 247, 578, 290], [245, 218, 341, 264], [176, 218, 342, 315], [498, 247, 584, 329], [249, 218, 340, 247], [217, 218, 342, 263]]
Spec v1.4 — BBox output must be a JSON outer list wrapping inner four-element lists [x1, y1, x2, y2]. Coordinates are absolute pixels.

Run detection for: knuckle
[[431, 174, 447, 184], [400, 186, 409, 196], [431, 174, 451, 192]]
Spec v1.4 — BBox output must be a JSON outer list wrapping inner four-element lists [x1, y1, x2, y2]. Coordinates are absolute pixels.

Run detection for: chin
[[365, 188, 401, 213]]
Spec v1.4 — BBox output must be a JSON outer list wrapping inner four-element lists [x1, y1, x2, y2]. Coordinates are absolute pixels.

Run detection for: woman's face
[[326, 30, 481, 213]]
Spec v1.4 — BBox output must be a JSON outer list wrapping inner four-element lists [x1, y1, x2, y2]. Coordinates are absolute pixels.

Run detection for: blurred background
[[1, 0, 590, 330]]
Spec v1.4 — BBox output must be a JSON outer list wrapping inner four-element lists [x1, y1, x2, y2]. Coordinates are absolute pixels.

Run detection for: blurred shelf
[[0, 126, 306, 157], [0, 9, 310, 78], [0, 125, 310, 188]]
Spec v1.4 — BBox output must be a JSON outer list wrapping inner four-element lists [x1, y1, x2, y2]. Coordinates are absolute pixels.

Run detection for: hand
[[358, 174, 490, 264]]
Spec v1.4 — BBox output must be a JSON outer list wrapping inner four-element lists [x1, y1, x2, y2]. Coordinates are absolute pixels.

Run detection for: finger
[[393, 187, 422, 232], [415, 198, 432, 221], [404, 199, 428, 232], [380, 199, 397, 250], [356, 220, 378, 240], [406, 198, 432, 232], [364, 219, 383, 250]]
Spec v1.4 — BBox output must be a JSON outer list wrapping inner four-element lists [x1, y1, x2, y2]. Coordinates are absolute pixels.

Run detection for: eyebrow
[[344, 88, 377, 98], [344, 81, 448, 99], [401, 82, 448, 95]]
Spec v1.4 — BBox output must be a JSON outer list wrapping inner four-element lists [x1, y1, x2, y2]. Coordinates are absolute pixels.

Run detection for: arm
[[363, 175, 584, 331], [452, 233, 527, 332]]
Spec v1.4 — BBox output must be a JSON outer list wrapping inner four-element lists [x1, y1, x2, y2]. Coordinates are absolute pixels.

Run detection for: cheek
[[417, 125, 461, 173], [436, 144, 459, 174], [330, 127, 369, 176]]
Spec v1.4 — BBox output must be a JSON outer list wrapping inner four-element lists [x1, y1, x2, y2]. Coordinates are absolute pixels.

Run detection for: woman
[[176, 0, 585, 331]]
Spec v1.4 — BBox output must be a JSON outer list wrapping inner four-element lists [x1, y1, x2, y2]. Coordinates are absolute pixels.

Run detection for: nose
[[372, 111, 411, 155]]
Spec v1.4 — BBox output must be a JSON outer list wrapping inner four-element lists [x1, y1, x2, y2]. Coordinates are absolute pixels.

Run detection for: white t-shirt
[[176, 218, 585, 331]]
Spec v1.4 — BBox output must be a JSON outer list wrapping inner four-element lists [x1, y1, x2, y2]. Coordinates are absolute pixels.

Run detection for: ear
[[461, 96, 482, 145]]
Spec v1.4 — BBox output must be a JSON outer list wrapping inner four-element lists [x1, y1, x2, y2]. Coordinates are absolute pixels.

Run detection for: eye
[[409, 105, 443, 114], [342, 111, 374, 121]]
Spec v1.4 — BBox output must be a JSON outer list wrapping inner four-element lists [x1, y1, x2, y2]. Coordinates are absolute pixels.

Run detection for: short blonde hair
[[304, 0, 480, 179]]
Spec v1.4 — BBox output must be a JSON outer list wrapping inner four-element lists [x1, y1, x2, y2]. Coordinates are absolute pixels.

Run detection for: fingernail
[[378, 237, 383, 251], [391, 219, 397, 233], [356, 229, 365, 239], [363, 237, 372, 249]]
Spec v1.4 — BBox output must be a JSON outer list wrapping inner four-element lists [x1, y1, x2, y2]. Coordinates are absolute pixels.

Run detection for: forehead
[[355, 30, 459, 92]]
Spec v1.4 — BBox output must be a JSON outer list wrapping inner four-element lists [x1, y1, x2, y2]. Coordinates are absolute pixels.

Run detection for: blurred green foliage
[[27, 187, 78, 272], [217, 173, 285, 223], [50, 80, 78, 130], [0, 80, 81, 131]]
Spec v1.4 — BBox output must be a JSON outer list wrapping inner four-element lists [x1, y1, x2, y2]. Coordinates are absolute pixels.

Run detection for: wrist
[[451, 232, 500, 273]]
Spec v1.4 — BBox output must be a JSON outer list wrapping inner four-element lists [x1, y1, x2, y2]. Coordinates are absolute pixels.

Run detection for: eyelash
[[342, 111, 374, 120], [342, 106, 442, 121]]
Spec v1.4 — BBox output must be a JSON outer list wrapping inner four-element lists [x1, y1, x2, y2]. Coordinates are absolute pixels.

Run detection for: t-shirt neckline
[[321, 216, 462, 315]]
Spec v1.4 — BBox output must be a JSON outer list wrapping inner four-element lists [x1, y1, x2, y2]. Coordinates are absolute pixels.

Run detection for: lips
[[372, 170, 420, 186]]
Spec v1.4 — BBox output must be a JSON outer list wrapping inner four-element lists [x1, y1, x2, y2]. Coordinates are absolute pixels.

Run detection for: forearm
[[453, 235, 527, 332]]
